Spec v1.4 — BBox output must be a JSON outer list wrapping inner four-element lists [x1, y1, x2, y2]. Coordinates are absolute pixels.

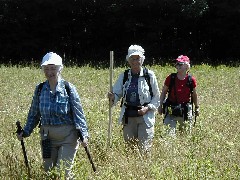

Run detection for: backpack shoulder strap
[[168, 73, 176, 97], [38, 81, 71, 98], [63, 81, 74, 117], [37, 82, 45, 98], [187, 74, 193, 103], [120, 69, 130, 107], [187, 74, 193, 94], [123, 69, 130, 85], [121, 67, 153, 106], [143, 67, 153, 98], [36, 82, 45, 127], [64, 81, 71, 96]]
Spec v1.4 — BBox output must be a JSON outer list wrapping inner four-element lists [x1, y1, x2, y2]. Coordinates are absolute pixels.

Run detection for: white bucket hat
[[41, 52, 62, 66], [126, 45, 145, 61]]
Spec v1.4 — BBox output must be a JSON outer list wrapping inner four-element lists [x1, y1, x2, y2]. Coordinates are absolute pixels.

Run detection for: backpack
[[163, 73, 194, 118], [37, 81, 71, 98], [120, 67, 153, 107], [36, 81, 71, 127], [168, 73, 193, 103], [123, 67, 153, 98]]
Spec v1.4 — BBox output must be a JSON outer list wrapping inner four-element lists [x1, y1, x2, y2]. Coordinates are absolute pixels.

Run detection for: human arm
[[138, 70, 161, 115], [158, 84, 169, 115], [22, 84, 41, 137], [143, 70, 160, 112], [192, 88, 199, 116], [68, 83, 89, 142], [108, 72, 125, 106]]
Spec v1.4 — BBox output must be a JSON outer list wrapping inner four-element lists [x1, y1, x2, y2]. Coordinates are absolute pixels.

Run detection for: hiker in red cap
[[158, 55, 199, 137]]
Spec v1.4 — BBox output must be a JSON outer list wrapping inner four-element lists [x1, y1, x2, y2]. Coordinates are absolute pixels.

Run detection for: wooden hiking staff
[[107, 51, 114, 147]]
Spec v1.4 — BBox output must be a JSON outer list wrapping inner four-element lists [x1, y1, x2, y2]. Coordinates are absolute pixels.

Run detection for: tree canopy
[[0, 0, 239, 65]]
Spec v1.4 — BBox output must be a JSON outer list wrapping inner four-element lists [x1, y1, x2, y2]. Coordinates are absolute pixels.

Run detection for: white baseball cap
[[41, 52, 62, 66], [126, 45, 145, 61]]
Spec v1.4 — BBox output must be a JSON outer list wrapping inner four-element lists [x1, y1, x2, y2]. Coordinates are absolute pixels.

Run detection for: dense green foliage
[[1, 0, 240, 65], [0, 64, 239, 179]]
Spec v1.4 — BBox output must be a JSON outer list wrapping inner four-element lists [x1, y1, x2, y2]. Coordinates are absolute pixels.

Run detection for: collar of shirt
[[44, 78, 66, 94], [128, 67, 144, 77]]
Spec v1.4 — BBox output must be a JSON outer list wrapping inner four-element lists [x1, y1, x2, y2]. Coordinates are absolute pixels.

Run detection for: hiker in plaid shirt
[[17, 52, 88, 179]]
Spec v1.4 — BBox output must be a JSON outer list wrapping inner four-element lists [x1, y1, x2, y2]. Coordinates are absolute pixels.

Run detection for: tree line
[[0, 0, 239, 66]]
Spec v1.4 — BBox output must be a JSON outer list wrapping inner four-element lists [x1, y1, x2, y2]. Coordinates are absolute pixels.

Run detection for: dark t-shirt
[[126, 74, 141, 116], [126, 74, 140, 106]]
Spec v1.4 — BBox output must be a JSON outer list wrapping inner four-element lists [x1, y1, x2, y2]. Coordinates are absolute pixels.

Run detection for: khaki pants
[[164, 103, 193, 136], [39, 125, 79, 178], [123, 116, 154, 154]]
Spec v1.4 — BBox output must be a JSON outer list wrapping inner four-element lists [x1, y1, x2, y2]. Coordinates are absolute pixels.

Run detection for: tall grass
[[0, 64, 239, 179]]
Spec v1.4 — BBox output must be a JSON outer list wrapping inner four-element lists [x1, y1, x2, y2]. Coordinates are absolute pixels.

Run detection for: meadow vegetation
[[0, 64, 239, 179]]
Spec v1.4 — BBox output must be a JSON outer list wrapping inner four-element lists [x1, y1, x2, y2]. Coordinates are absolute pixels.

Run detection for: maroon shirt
[[165, 74, 197, 104]]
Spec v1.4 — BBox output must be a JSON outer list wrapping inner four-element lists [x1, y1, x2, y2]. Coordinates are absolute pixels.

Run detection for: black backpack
[[37, 81, 71, 98], [123, 67, 153, 98], [36, 81, 71, 126], [120, 67, 153, 107], [168, 73, 193, 103]]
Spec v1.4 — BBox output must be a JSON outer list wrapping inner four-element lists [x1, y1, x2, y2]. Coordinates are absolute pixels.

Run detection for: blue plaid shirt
[[23, 78, 88, 138]]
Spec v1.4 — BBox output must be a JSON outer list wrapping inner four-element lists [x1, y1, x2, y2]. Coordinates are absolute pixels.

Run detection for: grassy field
[[0, 64, 239, 179]]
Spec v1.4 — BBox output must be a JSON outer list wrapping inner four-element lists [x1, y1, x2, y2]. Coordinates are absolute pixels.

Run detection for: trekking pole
[[78, 131, 96, 172], [107, 51, 114, 147], [16, 121, 31, 177], [193, 115, 197, 127], [193, 104, 198, 127]]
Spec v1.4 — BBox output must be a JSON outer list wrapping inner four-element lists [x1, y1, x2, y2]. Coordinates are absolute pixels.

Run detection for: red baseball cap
[[176, 55, 190, 64]]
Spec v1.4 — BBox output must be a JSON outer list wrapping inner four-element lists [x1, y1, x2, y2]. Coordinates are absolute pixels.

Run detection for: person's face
[[128, 55, 142, 73], [42, 64, 60, 81], [175, 62, 187, 72]]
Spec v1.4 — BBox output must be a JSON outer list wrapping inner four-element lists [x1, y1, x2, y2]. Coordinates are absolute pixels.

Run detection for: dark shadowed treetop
[[0, 0, 239, 66]]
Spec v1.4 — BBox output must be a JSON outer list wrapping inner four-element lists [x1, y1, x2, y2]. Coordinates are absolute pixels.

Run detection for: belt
[[124, 105, 142, 110], [168, 102, 190, 106], [123, 103, 149, 124], [124, 103, 149, 109]]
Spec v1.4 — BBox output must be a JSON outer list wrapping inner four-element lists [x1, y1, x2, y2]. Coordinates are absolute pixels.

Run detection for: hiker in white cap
[[108, 45, 160, 154], [158, 55, 199, 137], [17, 52, 89, 179]]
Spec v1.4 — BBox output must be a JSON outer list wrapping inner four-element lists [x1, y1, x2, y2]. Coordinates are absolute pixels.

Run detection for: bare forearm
[[160, 85, 168, 106], [160, 93, 166, 106], [192, 89, 199, 107]]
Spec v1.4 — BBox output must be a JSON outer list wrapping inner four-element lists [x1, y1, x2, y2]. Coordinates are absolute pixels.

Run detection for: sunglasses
[[129, 57, 141, 61], [175, 63, 184, 67]]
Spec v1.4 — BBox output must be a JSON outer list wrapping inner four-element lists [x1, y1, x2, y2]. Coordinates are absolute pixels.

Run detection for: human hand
[[81, 138, 88, 147], [138, 106, 149, 116], [158, 106, 163, 115], [16, 131, 23, 141], [77, 130, 88, 147], [107, 92, 114, 105], [195, 107, 200, 116]]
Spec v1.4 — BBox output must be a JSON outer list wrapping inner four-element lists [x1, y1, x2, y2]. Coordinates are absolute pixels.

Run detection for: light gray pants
[[39, 125, 79, 178], [163, 103, 193, 136], [123, 116, 154, 153]]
